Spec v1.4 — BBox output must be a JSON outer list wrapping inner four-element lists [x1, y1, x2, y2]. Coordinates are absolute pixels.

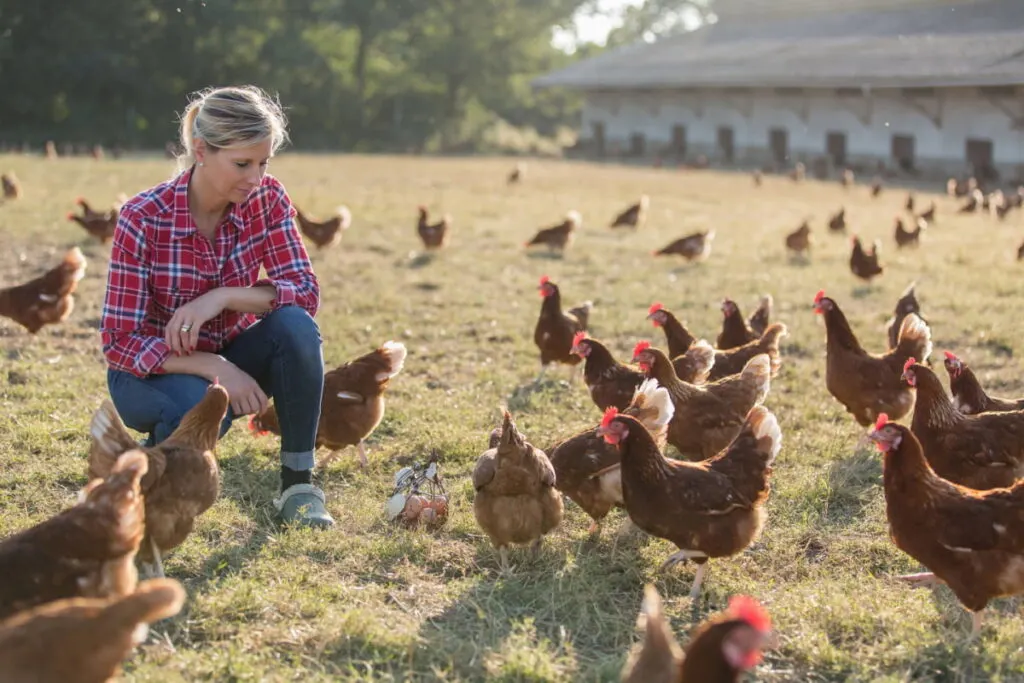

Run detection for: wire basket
[[385, 451, 448, 530]]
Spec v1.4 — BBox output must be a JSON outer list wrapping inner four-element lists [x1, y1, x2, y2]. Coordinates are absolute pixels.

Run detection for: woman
[[100, 85, 333, 528]]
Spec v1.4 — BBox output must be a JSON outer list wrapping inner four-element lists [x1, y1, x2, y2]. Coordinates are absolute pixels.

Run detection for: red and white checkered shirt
[[101, 167, 320, 377]]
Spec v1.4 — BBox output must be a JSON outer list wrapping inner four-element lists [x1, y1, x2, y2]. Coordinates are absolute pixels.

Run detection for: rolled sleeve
[[100, 208, 171, 377], [256, 183, 320, 317]]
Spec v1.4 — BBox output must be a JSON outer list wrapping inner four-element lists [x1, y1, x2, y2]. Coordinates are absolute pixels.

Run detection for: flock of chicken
[[2, 160, 1024, 681]]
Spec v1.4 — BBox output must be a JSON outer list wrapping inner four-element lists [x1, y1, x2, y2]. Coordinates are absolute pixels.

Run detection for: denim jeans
[[107, 305, 325, 471]]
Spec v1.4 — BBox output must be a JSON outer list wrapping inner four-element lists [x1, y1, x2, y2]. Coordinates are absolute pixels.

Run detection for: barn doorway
[[966, 138, 996, 181], [671, 125, 687, 158], [718, 126, 735, 162], [891, 134, 915, 171], [591, 122, 606, 158], [630, 133, 646, 157], [826, 132, 847, 167], [769, 128, 788, 164]]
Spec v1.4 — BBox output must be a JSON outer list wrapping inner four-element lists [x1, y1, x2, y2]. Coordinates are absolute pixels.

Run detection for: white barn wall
[[582, 87, 1024, 175]]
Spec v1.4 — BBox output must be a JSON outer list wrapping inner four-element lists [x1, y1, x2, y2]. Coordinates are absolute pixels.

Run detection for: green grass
[[2, 153, 1024, 681]]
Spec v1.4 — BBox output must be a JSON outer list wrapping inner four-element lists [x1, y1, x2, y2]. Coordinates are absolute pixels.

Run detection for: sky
[[551, 0, 646, 53]]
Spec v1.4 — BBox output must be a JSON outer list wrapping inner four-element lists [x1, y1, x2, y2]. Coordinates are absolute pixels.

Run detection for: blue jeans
[[107, 306, 324, 471]]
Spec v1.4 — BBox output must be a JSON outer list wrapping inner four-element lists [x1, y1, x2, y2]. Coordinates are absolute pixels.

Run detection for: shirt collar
[[170, 165, 245, 240]]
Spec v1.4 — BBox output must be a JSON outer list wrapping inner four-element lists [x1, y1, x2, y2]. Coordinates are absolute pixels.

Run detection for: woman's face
[[195, 138, 273, 205]]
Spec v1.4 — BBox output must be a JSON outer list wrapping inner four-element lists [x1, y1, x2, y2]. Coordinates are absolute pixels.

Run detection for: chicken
[[417, 205, 451, 249], [610, 195, 649, 229], [828, 207, 846, 233], [472, 410, 563, 571], [599, 404, 780, 598], [814, 290, 931, 426], [716, 298, 767, 351], [295, 205, 351, 250], [905, 193, 915, 213], [250, 341, 406, 468], [902, 361, 1024, 490], [0, 451, 147, 621], [870, 177, 883, 197], [653, 230, 715, 262], [633, 342, 771, 460], [524, 210, 580, 252], [885, 281, 926, 351], [507, 162, 526, 185], [89, 382, 229, 578], [868, 416, 1024, 638], [622, 586, 774, 683], [917, 201, 937, 223], [2, 172, 20, 199], [849, 236, 883, 282], [785, 220, 811, 256], [894, 216, 925, 248], [0, 246, 87, 334], [646, 303, 786, 382], [67, 204, 117, 244], [571, 332, 645, 412], [945, 351, 1024, 415], [549, 379, 673, 536], [532, 275, 591, 379], [0, 578, 185, 683]]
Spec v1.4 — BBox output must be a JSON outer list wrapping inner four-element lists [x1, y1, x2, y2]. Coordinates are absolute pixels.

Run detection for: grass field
[[2, 152, 1024, 682]]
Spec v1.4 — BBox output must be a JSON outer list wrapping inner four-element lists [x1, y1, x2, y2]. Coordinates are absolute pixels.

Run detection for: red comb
[[539, 275, 550, 286], [814, 290, 825, 304], [572, 331, 587, 346], [944, 350, 958, 361], [875, 413, 889, 431], [600, 407, 619, 429], [633, 340, 651, 357], [903, 357, 916, 373], [648, 302, 664, 315], [728, 595, 771, 633]]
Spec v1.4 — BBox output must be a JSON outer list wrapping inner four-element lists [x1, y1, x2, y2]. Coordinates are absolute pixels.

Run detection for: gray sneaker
[[274, 484, 335, 529]]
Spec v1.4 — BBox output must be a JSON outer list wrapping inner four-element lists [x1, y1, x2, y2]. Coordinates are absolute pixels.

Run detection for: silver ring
[[180, 323, 193, 333]]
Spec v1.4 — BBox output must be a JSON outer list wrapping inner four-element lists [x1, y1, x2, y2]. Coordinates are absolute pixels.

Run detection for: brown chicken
[[417, 205, 451, 249], [524, 210, 581, 252], [944, 351, 1024, 415], [532, 275, 591, 379], [89, 382, 229, 578], [2, 172, 20, 199], [295, 205, 351, 250], [902, 361, 1024, 490], [0, 578, 185, 683], [251, 341, 407, 468], [633, 342, 771, 460], [884, 284, 926, 355], [868, 416, 1024, 638], [815, 290, 931, 426], [473, 410, 564, 571], [716, 297, 770, 350], [647, 303, 787, 381], [622, 586, 774, 683], [828, 207, 846, 233], [894, 216, 925, 248], [785, 220, 811, 256], [549, 379, 673, 535], [600, 404, 780, 598], [653, 230, 715, 262], [0, 246, 87, 333], [67, 203, 118, 244], [611, 195, 649, 229], [0, 451, 147, 621], [849, 236, 883, 282]]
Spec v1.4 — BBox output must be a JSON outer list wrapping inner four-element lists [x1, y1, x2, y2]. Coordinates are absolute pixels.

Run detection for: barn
[[534, 0, 1024, 181]]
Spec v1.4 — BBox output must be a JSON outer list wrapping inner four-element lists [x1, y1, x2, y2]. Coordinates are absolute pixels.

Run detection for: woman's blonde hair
[[177, 85, 289, 170]]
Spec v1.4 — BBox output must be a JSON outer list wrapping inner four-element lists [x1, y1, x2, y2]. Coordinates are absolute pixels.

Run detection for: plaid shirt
[[101, 167, 319, 377]]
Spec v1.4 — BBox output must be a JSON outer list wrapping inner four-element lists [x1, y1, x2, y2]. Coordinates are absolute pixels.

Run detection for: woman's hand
[[166, 289, 226, 356], [215, 359, 270, 417]]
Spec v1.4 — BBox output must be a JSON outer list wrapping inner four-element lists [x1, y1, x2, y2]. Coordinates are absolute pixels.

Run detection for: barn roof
[[534, 0, 1024, 91]]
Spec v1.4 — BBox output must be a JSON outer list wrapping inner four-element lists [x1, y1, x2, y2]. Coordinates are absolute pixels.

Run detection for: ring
[[180, 323, 193, 333]]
